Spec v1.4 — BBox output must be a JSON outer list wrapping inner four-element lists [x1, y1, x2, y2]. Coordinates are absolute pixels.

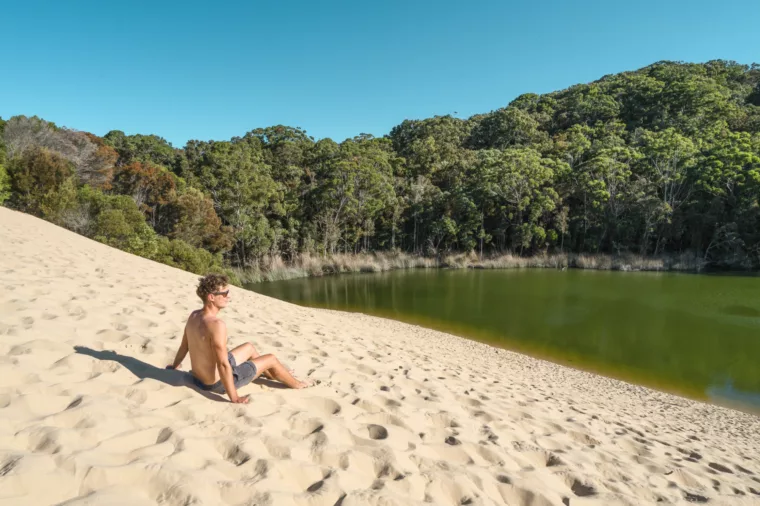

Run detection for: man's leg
[[229, 342, 289, 381], [230, 342, 276, 380], [252, 354, 311, 389]]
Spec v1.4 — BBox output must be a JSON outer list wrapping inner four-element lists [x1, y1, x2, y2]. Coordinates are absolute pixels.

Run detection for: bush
[[0, 164, 9, 205], [93, 206, 159, 257], [41, 177, 80, 224], [6, 146, 74, 215], [74, 187, 159, 257], [168, 187, 234, 253], [154, 236, 224, 275]]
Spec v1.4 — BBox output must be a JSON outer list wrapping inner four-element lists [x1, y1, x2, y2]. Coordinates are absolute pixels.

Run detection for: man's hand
[[231, 394, 250, 404], [168, 329, 189, 372]]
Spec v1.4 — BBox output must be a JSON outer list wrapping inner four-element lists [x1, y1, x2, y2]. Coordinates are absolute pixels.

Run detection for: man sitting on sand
[[166, 273, 311, 403]]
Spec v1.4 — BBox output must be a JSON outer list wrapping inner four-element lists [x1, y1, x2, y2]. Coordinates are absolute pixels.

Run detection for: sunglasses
[[212, 290, 230, 297]]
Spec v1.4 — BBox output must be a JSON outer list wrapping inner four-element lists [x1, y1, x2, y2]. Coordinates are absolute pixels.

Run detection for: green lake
[[247, 269, 760, 407]]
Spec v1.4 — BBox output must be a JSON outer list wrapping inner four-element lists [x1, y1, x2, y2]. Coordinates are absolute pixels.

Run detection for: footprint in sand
[[355, 412, 409, 430], [367, 424, 388, 440], [219, 440, 251, 466], [735, 464, 755, 475], [496, 484, 554, 506], [0, 456, 21, 477], [155, 428, 173, 444], [96, 329, 129, 342], [67, 306, 87, 321], [284, 415, 325, 440], [569, 431, 601, 446], [125, 388, 148, 405], [708, 462, 734, 474], [66, 396, 84, 410], [357, 364, 377, 376], [291, 397, 342, 417]]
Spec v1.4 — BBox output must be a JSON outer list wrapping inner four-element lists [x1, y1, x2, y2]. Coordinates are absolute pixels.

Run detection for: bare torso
[[185, 309, 226, 385]]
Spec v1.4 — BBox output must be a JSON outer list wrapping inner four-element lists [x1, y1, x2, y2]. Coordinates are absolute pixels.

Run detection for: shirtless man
[[166, 274, 311, 403]]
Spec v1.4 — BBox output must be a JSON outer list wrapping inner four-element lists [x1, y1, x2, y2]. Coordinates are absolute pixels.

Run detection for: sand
[[0, 206, 759, 506]]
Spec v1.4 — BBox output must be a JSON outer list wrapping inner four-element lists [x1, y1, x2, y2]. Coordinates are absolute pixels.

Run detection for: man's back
[[185, 310, 224, 385]]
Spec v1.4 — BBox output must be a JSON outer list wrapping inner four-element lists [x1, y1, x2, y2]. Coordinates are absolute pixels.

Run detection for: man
[[167, 273, 311, 403]]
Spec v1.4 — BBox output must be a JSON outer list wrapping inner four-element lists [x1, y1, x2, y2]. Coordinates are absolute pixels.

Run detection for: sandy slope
[[0, 206, 759, 506]]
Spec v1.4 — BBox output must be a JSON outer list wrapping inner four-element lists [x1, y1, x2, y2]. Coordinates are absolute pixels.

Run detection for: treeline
[[1, 59, 760, 278]]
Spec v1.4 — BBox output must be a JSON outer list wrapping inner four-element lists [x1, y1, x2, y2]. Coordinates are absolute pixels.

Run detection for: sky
[[2, 0, 759, 147]]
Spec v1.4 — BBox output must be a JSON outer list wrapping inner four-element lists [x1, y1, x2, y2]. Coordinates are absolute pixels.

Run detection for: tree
[[111, 161, 178, 230], [6, 146, 74, 216], [169, 187, 234, 254], [468, 107, 549, 150], [3, 116, 115, 188], [242, 125, 314, 258], [472, 148, 563, 252], [692, 126, 760, 264], [5, 59, 760, 270], [184, 138, 279, 266], [0, 164, 11, 206], [389, 115, 471, 179], [103, 130, 178, 168], [303, 137, 397, 254], [634, 128, 697, 253]]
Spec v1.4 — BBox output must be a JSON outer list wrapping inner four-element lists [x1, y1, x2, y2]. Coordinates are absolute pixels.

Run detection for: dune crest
[[0, 206, 759, 506]]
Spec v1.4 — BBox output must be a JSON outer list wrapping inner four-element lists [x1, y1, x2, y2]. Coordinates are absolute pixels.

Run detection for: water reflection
[[707, 380, 760, 414]]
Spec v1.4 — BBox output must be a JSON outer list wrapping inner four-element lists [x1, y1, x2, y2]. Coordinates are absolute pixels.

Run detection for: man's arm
[[167, 329, 189, 369], [210, 320, 249, 404]]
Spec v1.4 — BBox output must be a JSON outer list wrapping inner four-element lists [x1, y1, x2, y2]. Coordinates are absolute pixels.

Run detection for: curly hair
[[196, 273, 230, 302]]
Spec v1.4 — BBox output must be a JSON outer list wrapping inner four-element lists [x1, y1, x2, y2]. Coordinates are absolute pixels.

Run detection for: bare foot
[[295, 379, 314, 389]]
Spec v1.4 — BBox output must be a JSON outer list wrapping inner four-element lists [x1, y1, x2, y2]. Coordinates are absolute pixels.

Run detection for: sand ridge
[[0, 206, 759, 506]]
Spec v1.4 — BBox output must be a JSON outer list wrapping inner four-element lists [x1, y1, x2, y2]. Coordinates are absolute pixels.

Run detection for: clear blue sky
[[2, 0, 758, 147]]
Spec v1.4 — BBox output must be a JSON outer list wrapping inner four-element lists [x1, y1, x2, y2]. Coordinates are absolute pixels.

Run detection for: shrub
[[41, 177, 80, 224], [77, 188, 159, 257], [6, 146, 74, 215], [168, 187, 234, 253], [153, 237, 240, 284], [154, 236, 221, 274], [93, 206, 159, 257], [0, 164, 10, 205]]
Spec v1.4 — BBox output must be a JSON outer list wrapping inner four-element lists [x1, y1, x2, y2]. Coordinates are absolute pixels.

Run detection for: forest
[[2, 60, 759, 281]]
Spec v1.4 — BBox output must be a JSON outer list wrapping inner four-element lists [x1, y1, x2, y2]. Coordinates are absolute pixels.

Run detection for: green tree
[[0, 164, 11, 206], [469, 107, 549, 150], [473, 148, 563, 252], [168, 187, 234, 254], [184, 138, 279, 266], [242, 126, 314, 258], [6, 146, 75, 216], [103, 130, 178, 168], [303, 136, 396, 254], [634, 128, 697, 254], [110, 161, 178, 230]]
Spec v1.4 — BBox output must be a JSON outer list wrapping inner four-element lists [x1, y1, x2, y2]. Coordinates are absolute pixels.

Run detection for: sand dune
[[1, 206, 759, 505]]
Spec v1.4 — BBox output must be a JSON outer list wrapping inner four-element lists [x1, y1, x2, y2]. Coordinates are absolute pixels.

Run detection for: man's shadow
[[73, 346, 289, 403], [74, 345, 226, 402]]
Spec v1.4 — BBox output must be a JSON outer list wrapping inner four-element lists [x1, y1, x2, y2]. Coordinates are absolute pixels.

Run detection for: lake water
[[247, 269, 760, 406]]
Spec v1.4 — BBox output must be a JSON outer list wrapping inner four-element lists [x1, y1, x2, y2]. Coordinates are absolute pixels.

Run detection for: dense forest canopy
[[2, 59, 760, 275]]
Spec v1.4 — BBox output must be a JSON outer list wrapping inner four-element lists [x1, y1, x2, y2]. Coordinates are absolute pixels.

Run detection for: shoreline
[[233, 250, 739, 285], [250, 299, 760, 416]]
